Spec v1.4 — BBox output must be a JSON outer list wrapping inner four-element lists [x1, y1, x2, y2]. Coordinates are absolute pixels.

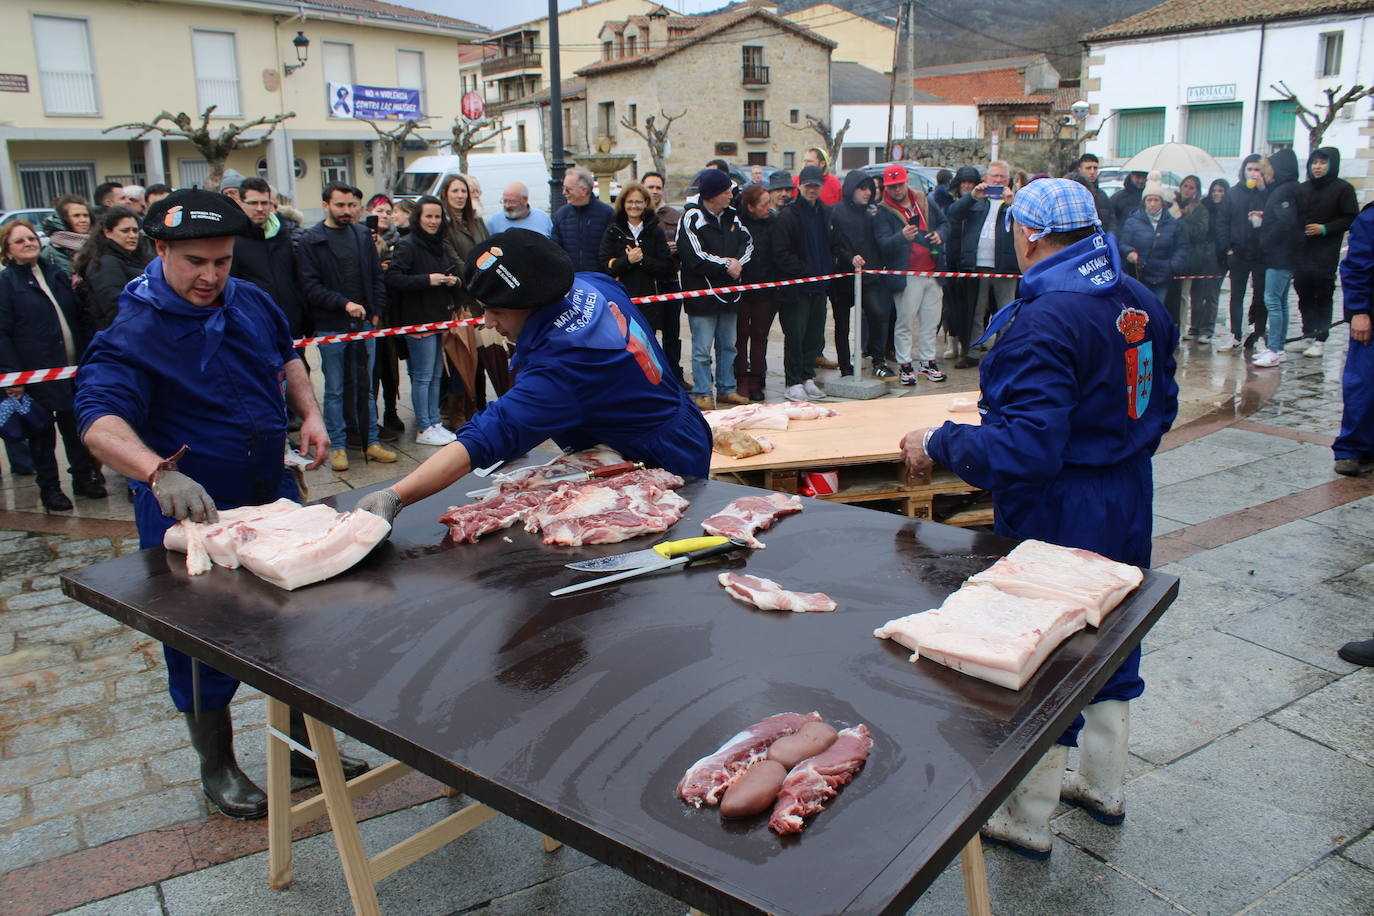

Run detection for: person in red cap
[[875, 164, 950, 385]]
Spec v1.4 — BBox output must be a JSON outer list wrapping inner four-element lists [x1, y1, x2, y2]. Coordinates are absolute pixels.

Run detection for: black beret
[[144, 189, 249, 241], [463, 229, 574, 310]]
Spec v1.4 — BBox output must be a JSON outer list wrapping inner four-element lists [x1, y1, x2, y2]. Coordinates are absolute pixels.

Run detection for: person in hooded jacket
[[1292, 147, 1359, 358], [734, 183, 779, 401], [830, 169, 895, 378], [1333, 202, 1374, 477], [1218, 155, 1269, 349], [386, 195, 463, 447], [1166, 176, 1213, 341], [771, 166, 834, 401], [947, 162, 1020, 368], [1109, 171, 1147, 229], [1191, 179, 1230, 345], [1117, 175, 1187, 308], [73, 206, 150, 332], [677, 168, 753, 410], [900, 179, 1178, 859], [1252, 149, 1305, 367], [941, 166, 983, 366], [875, 164, 950, 385]]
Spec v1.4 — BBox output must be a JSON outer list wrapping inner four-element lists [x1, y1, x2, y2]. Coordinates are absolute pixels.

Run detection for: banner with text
[[328, 82, 422, 121]]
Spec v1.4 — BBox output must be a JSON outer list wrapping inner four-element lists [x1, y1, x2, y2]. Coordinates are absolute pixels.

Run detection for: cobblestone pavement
[[0, 305, 1371, 915]]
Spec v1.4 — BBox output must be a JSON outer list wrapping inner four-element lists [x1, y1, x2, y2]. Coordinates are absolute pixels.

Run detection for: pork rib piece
[[701, 492, 804, 549], [768, 724, 873, 835], [237, 510, 391, 590], [874, 583, 1087, 690], [718, 572, 836, 613], [526, 482, 689, 546], [677, 711, 823, 807], [972, 539, 1143, 626], [439, 489, 548, 543]]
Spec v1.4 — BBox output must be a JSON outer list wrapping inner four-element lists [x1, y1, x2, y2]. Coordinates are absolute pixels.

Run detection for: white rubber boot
[[980, 744, 1067, 859], [1061, 700, 1129, 824]]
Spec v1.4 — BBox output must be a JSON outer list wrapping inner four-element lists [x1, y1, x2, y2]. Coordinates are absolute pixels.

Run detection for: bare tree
[[788, 114, 851, 170], [1270, 79, 1374, 148], [361, 117, 429, 194], [105, 107, 295, 190], [443, 116, 511, 174], [618, 109, 686, 175]]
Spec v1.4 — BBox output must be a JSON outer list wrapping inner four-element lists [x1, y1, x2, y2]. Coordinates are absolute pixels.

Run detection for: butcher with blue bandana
[[900, 178, 1178, 859]]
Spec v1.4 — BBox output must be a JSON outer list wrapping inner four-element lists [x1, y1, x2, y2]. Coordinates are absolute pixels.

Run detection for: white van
[[394, 153, 551, 213]]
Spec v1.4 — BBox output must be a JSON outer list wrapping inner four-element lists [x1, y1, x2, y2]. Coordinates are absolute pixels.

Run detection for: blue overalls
[[74, 259, 300, 712], [1334, 206, 1374, 463], [457, 272, 713, 479], [926, 233, 1179, 745]]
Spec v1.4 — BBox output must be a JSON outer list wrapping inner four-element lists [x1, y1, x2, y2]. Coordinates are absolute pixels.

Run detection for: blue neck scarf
[[142, 258, 236, 371]]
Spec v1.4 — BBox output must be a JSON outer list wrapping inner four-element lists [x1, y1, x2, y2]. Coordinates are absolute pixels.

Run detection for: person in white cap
[[900, 178, 1179, 859]]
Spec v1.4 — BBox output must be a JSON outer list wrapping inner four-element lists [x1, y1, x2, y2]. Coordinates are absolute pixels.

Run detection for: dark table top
[[62, 475, 1177, 916]]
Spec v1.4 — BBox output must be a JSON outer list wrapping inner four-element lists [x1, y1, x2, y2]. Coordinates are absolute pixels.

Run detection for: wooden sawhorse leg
[[265, 698, 555, 915], [959, 835, 993, 916]]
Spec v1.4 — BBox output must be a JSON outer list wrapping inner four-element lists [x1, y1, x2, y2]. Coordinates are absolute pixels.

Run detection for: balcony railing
[[39, 69, 98, 115], [482, 52, 541, 76], [743, 119, 770, 140], [742, 65, 770, 85]]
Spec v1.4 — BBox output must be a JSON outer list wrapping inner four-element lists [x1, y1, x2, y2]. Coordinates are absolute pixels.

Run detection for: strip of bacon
[[718, 572, 836, 612]]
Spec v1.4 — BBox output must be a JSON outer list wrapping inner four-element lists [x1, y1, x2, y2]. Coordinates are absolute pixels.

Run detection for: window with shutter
[[397, 49, 425, 114], [32, 16, 98, 116], [192, 30, 242, 118], [1266, 100, 1298, 150], [1184, 103, 1242, 157], [1115, 108, 1165, 158], [323, 41, 355, 118]]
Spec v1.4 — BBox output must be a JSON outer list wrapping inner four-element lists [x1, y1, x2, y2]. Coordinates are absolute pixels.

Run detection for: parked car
[[727, 163, 784, 187], [854, 162, 938, 194], [393, 153, 551, 212], [0, 208, 56, 245]]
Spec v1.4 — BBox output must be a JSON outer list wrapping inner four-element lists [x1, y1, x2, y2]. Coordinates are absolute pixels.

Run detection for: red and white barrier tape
[[0, 267, 1233, 387]]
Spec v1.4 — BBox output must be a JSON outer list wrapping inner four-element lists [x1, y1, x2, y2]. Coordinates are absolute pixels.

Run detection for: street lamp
[[284, 31, 310, 77]]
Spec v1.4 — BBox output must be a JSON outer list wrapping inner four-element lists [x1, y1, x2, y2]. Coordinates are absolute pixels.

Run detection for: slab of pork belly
[[237, 510, 391, 590], [995, 539, 1144, 626], [163, 498, 301, 554], [874, 584, 1087, 690]]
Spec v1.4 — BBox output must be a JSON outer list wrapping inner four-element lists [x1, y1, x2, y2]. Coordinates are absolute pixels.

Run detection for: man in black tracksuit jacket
[[1295, 147, 1359, 352]]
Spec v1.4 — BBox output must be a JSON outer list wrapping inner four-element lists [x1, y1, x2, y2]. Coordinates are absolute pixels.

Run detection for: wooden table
[[61, 476, 1176, 916], [709, 395, 988, 523]]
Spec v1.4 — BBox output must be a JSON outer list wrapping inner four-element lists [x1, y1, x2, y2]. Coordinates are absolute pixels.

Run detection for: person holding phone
[[876, 164, 950, 385], [946, 160, 1020, 367]]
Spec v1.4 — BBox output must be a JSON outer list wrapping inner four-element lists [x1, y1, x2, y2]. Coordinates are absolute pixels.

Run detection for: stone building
[[576, 4, 834, 194]]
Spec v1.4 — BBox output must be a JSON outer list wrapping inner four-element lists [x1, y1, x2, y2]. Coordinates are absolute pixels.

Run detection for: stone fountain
[[574, 137, 636, 202]]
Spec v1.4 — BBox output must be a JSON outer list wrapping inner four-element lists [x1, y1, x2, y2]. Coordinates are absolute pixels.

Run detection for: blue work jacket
[[927, 232, 1179, 567], [74, 258, 300, 546], [456, 272, 711, 479]]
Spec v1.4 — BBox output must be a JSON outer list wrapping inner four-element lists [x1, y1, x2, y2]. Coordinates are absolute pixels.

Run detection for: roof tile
[[1087, 0, 1374, 41]]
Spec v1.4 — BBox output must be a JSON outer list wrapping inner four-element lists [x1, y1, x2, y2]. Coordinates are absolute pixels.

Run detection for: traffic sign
[[460, 91, 485, 121]]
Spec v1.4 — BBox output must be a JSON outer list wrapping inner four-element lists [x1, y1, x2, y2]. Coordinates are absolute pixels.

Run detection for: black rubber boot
[[184, 709, 267, 819], [289, 709, 371, 782]]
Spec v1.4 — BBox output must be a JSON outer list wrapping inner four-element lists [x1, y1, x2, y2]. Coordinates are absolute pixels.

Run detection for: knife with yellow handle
[[563, 536, 730, 572], [551, 538, 746, 598]]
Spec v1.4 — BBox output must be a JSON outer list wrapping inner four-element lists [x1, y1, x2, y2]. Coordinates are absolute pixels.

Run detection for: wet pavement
[[1, 301, 1371, 915]]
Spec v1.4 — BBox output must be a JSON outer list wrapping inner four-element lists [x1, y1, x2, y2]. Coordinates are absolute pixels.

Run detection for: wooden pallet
[[708, 395, 991, 525]]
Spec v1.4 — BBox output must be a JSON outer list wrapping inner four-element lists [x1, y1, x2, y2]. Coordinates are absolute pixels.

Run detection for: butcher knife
[[550, 539, 747, 597], [465, 461, 645, 500], [564, 536, 729, 572]]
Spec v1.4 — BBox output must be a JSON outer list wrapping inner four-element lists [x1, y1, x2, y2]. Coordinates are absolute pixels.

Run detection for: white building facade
[[1082, 6, 1374, 199]]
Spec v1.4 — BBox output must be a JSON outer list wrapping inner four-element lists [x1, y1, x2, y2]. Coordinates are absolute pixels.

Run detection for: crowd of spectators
[[0, 140, 1363, 508]]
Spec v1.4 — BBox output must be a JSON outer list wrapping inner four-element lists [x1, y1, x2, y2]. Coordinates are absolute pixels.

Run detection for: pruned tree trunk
[[788, 115, 851, 170], [105, 107, 295, 190], [619, 109, 685, 176], [444, 117, 511, 174], [1271, 80, 1374, 149], [361, 118, 428, 194]]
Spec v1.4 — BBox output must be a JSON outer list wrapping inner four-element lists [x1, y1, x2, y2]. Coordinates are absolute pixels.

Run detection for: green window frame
[[1116, 108, 1165, 158], [1185, 103, 1243, 158], [1266, 100, 1298, 148]]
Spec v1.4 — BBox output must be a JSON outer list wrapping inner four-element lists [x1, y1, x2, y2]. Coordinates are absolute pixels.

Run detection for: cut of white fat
[[874, 584, 1088, 690], [994, 540, 1144, 626]]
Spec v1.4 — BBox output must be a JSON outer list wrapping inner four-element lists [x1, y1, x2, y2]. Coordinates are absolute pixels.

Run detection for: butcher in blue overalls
[[901, 179, 1179, 858], [74, 189, 368, 820], [358, 229, 711, 523]]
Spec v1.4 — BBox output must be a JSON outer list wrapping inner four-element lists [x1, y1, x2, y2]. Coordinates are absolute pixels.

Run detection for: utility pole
[[885, 2, 904, 159], [904, 0, 916, 151], [547, 0, 567, 213]]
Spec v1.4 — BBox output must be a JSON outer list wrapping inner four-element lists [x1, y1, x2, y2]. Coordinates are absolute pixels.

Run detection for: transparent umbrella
[[1120, 143, 1223, 178]]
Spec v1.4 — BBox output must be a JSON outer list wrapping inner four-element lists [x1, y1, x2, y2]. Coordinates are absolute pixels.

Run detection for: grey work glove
[[151, 470, 219, 524], [356, 488, 403, 532]]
